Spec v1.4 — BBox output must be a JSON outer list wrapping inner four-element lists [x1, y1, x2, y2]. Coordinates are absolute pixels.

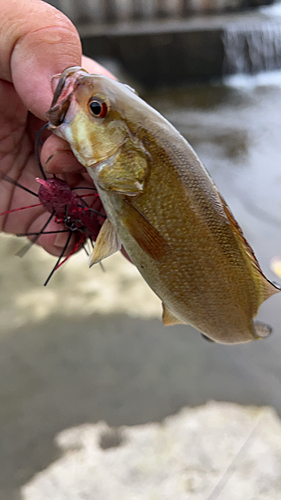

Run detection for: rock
[[22, 401, 281, 500]]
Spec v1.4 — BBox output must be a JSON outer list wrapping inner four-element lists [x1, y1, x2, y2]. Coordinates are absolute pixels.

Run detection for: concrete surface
[[21, 402, 281, 500]]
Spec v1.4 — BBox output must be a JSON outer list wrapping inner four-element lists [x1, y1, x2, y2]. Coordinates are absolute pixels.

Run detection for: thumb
[[0, 0, 82, 120]]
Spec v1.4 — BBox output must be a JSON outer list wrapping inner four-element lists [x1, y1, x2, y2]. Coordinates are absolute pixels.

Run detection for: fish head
[[46, 67, 141, 169]]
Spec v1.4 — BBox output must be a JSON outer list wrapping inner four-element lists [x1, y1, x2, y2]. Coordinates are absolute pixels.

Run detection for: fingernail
[[46, 149, 72, 165], [51, 74, 61, 93], [54, 231, 69, 249]]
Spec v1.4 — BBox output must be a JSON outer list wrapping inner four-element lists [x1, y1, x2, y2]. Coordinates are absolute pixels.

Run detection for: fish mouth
[[46, 66, 88, 128]]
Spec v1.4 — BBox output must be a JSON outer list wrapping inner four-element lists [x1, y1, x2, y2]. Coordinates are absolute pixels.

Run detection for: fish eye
[[88, 97, 108, 118]]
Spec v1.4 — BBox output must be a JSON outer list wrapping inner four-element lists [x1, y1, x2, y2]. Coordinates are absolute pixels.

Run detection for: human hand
[[0, 0, 114, 256]]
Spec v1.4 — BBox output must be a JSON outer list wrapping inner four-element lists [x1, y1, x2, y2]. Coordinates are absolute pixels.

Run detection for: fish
[[46, 66, 279, 344]]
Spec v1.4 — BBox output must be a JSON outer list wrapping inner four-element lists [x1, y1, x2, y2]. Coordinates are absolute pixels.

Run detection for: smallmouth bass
[[46, 67, 279, 344]]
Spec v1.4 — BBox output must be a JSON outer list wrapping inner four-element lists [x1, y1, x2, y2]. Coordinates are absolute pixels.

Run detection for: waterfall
[[223, 22, 281, 74]]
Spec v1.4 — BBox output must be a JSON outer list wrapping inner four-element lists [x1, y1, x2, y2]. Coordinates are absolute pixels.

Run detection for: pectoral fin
[[90, 219, 121, 267], [122, 200, 169, 261], [162, 303, 186, 326]]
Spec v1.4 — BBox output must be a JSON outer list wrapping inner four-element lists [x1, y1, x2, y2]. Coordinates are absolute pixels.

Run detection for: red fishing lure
[[0, 122, 106, 284], [0, 173, 104, 285]]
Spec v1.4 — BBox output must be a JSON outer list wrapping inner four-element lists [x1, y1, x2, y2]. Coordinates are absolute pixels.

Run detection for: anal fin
[[162, 303, 186, 326], [90, 219, 121, 267]]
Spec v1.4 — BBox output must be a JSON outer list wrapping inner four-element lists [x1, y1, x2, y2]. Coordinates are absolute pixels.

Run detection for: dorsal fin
[[219, 192, 280, 299]]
